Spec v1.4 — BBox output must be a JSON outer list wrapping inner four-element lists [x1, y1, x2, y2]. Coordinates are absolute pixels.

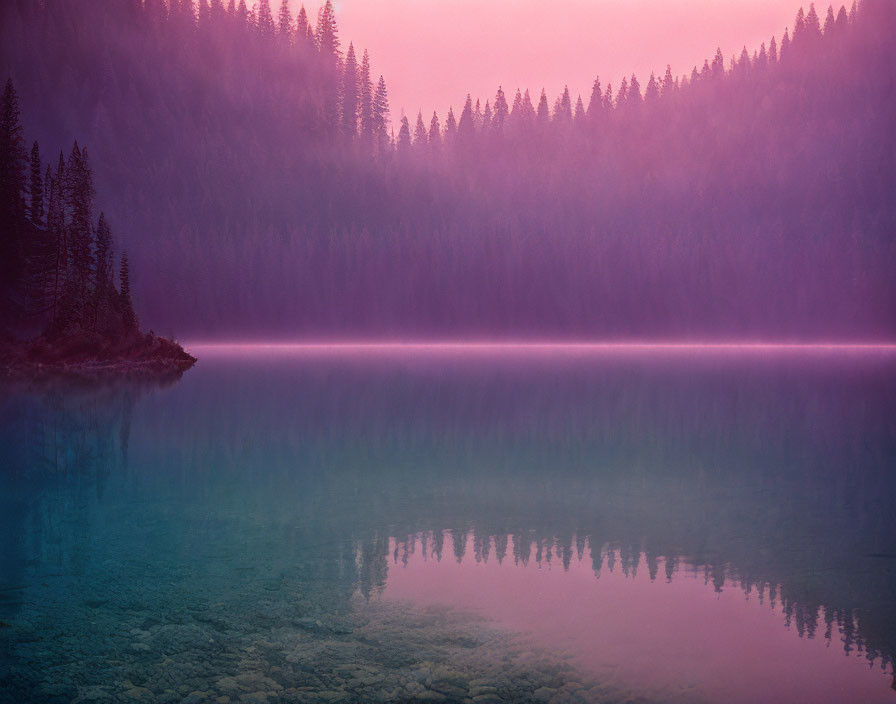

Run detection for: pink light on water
[[185, 341, 896, 356], [381, 534, 895, 704]]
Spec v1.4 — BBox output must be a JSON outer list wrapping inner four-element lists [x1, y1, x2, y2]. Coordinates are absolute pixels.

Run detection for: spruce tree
[[256, 0, 275, 37], [616, 78, 628, 109], [413, 111, 427, 146], [316, 1, 340, 66], [296, 5, 311, 42], [805, 4, 822, 39], [28, 140, 43, 224], [0, 78, 28, 314], [556, 86, 573, 122], [444, 107, 457, 144], [341, 43, 359, 137], [210, 0, 225, 21], [493, 87, 508, 133], [372, 75, 390, 153], [428, 112, 441, 148], [573, 95, 586, 123], [397, 115, 411, 153], [65, 142, 95, 322], [711, 48, 725, 77], [536, 89, 550, 125], [629, 76, 643, 104], [198, 0, 211, 26], [645, 73, 659, 102], [93, 212, 113, 330], [359, 50, 374, 144], [823, 5, 836, 35], [119, 251, 137, 333], [587, 76, 602, 118], [662, 66, 675, 96], [45, 164, 65, 330], [457, 94, 474, 143], [794, 7, 806, 42], [482, 101, 492, 133], [277, 0, 292, 42]]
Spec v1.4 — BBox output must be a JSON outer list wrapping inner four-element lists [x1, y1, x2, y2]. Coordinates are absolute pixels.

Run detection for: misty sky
[[295, 0, 799, 123]]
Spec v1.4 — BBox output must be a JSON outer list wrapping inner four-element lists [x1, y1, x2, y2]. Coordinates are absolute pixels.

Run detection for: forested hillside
[[1, 0, 894, 338]]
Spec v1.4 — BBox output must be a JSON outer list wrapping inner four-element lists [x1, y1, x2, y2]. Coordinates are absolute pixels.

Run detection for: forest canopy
[[1, 0, 894, 338]]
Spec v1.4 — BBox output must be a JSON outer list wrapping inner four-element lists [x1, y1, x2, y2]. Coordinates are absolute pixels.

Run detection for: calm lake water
[[2, 345, 895, 704]]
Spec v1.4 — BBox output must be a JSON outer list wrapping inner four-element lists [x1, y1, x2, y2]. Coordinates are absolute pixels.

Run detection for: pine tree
[[757, 43, 768, 69], [836, 5, 849, 30], [711, 48, 725, 77], [277, 0, 292, 42], [198, 0, 210, 26], [65, 142, 95, 321], [119, 251, 137, 332], [662, 65, 675, 96], [482, 100, 492, 133], [372, 75, 390, 153], [444, 107, 457, 144], [45, 164, 65, 329], [210, 0, 225, 21], [428, 112, 441, 148], [536, 89, 550, 125], [316, 1, 341, 66], [493, 87, 508, 133], [28, 140, 43, 225], [769, 36, 778, 63], [823, 5, 836, 35], [92, 212, 113, 330], [317, 1, 342, 133], [573, 95, 586, 123], [359, 50, 374, 144], [256, 0, 275, 37], [296, 5, 311, 42], [457, 94, 474, 143], [397, 115, 411, 153], [805, 4, 822, 39], [341, 43, 359, 137], [587, 76, 602, 118], [603, 83, 614, 111], [413, 111, 427, 147], [628, 75, 642, 104], [794, 8, 806, 42], [556, 86, 573, 122], [510, 89, 523, 125], [616, 78, 628, 109], [0, 78, 28, 313], [645, 73, 659, 102]]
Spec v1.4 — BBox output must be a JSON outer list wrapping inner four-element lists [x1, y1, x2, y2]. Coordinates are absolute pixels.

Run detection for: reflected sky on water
[[1, 346, 895, 703]]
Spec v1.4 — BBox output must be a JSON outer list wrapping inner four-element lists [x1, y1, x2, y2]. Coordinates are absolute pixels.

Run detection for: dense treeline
[[0, 79, 139, 341], [1, 0, 894, 337]]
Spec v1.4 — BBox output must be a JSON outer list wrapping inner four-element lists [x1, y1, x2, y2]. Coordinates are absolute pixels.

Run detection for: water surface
[[2, 346, 895, 703]]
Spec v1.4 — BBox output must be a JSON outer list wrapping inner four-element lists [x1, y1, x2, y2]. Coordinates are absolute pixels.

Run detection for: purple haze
[[1, 1, 894, 340]]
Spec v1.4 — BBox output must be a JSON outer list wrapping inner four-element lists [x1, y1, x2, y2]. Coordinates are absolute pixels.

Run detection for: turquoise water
[[1, 347, 895, 703]]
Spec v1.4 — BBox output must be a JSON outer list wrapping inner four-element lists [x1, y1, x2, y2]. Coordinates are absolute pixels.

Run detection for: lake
[[1, 344, 895, 704]]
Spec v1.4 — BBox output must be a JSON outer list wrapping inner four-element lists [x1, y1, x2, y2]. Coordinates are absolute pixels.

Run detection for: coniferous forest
[[1, 0, 895, 338]]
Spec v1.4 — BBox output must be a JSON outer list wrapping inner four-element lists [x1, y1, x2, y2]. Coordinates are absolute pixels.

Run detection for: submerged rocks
[[1, 570, 629, 704]]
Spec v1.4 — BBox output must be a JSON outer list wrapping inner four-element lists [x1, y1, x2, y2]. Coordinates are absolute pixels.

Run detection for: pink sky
[[293, 0, 802, 124]]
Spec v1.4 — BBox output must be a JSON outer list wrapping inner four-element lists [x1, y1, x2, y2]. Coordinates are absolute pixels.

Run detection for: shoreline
[[0, 332, 197, 383]]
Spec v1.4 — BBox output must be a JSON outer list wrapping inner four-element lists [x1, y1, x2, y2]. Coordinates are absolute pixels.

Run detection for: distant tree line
[[1, 0, 893, 337], [0, 79, 138, 339]]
